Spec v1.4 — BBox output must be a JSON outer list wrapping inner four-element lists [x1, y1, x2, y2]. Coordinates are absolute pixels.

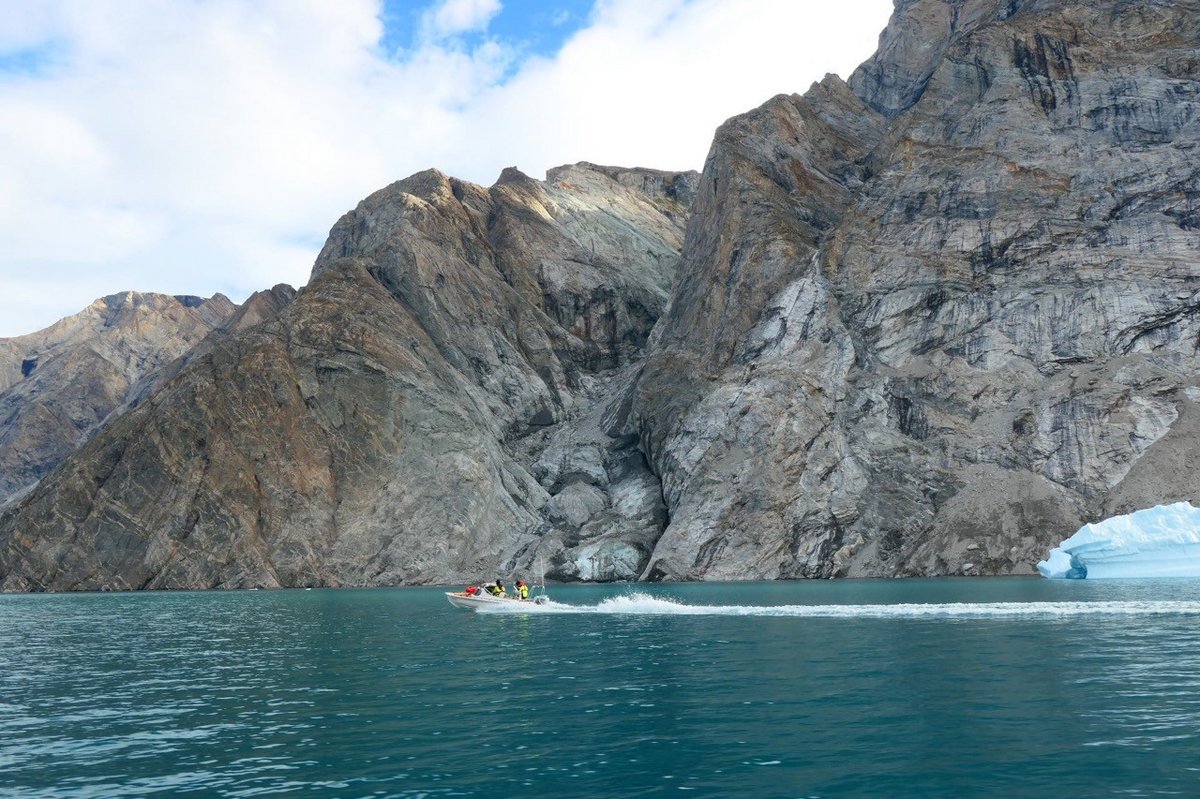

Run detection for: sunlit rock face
[[0, 293, 239, 506], [631, 0, 1200, 580], [0, 164, 696, 590]]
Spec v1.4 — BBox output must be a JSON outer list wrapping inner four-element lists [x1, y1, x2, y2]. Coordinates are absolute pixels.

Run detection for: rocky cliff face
[[3, 0, 1197, 590], [632, 0, 1200, 579], [0, 164, 695, 590], [0, 293, 238, 506]]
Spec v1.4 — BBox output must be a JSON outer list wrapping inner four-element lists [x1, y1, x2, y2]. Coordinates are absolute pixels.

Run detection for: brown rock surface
[[0, 164, 695, 590]]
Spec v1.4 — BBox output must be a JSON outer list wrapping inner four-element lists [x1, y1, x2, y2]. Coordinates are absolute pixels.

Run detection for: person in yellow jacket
[[516, 580, 530, 600], [489, 579, 505, 596]]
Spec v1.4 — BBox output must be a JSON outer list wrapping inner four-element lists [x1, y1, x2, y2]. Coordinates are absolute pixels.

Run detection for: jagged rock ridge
[[0, 293, 239, 506]]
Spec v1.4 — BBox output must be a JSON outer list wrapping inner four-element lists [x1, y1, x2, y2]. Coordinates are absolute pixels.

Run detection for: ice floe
[[1037, 502, 1200, 579]]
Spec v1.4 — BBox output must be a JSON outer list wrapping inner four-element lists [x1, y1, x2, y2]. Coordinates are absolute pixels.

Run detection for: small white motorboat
[[449, 563, 550, 610], [445, 590, 547, 610]]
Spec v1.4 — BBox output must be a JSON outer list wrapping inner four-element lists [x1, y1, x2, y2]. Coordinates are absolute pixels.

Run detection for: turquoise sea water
[[3, 578, 1200, 797]]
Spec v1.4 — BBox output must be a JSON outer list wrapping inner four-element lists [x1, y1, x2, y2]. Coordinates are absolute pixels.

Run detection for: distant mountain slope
[[0, 293, 239, 505], [0, 164, 696, 590]]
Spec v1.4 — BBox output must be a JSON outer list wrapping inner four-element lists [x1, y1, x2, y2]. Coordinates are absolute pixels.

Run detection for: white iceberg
[[1038, 502, 1200, 579]]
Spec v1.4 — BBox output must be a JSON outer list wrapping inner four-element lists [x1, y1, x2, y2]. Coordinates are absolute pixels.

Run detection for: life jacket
[[490, 584, 505, 596], [518, 584, 529, 600]]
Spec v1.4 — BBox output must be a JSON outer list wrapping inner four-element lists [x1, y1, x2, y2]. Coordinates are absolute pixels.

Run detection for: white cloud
[[476, 0, 894, 176], [0, 2, 64, 51], [0, 0, 892, 338], [424, 0, 503, 39]]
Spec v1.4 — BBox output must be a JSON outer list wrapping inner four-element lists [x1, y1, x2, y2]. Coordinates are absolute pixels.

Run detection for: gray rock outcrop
[[632, 0, 1200, 579], [123, 284, 298, 408]]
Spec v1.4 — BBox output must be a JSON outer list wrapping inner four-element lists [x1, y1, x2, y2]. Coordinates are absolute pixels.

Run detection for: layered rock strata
[[0, 164, 695, 590], [632, 0, 1200, 579], [123, 284, 298, 408]]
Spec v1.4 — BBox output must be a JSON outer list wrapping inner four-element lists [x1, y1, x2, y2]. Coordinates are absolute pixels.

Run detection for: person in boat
[[489, 579, 506, 597], [516, 580, 530, 600]]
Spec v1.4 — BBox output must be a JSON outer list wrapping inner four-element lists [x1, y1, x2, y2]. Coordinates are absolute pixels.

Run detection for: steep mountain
[[0, 293, 239, 506], [0, 164, 696, 590], [632, 0, 1200, 579]]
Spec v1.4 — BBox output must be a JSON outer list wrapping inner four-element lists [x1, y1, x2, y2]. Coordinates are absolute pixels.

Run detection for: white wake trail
[[477, 592, 1200, 618]]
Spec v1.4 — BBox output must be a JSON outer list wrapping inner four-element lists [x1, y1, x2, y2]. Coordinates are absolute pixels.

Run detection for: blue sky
[[0, 0, 892, 338], [381, 0, 595, 59], [0, 43, 59, 75]]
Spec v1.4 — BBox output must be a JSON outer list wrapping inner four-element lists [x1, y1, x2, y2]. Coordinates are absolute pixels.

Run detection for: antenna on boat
[[534, 557, 549, 605]]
